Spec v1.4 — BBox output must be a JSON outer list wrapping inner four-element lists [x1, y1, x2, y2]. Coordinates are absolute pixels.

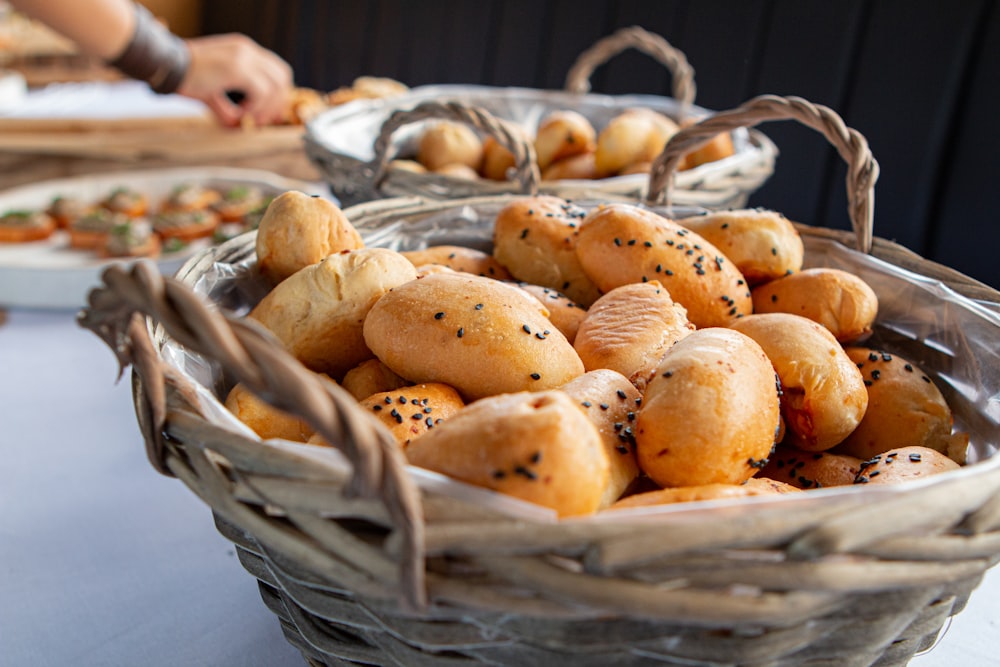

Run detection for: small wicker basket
[[80, 95, 1000, 667], [304, 26, 778, 208]]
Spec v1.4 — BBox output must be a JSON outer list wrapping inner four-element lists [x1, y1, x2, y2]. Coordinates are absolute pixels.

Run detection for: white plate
[[0, 166, 333, 310]]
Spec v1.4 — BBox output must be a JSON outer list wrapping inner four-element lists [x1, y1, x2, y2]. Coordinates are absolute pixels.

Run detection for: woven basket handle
[[369, 100, 541, 195], [564, 25, 697, 111], [78, 261, 427, 608], [646, 94, 879, 254]]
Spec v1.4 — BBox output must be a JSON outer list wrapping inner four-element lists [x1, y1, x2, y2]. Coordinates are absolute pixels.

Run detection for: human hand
[[178, 33, 293, 127]]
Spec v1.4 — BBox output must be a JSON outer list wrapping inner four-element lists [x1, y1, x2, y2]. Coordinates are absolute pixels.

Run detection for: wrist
[[107, 3, 190, 95]]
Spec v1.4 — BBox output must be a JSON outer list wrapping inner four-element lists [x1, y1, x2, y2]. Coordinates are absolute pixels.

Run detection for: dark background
[[203, 0, 1000, 290]]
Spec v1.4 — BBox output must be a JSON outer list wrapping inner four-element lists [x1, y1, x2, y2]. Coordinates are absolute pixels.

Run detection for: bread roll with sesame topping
[[751, 268, 878, 343], [573, 280, 694, 389], [405, 390, 609, 517], [759, 446, 863, 490], [635, 328, 781, 488], [575, 203, 752, 327], [594, 108, 679, 177], [680, 209, 804, 285], [340, 358, 408, 401], [560, 370, 643, 507], [534, 110, 597, 170], [417, 121, 484, 172], [351, 383, 464, 450], [729, 313, 869, 452], [514, 282, 588, 344], [401, 245, 512, 280], [249, 248, 418, 379], [224, 381, 315, 443], [255, 191, 364, 285], [363, 272, 584, 400], [853, 446, 960, 485], [492, 195, 602, 306], [835, 348, 968, 464]]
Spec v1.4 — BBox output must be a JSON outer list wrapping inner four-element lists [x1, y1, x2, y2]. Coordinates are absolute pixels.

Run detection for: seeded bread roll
[[514, 282, 588, 344], [224, 381, 315, 443], [541, 152, 599, 181], [680, 209, 804, 285], [405, 390, 610, 517], [751, 268, 878, 343], [560, 370, 643, 507], [340, 358, 408, 401], [609, 479, 797, 510], [636, 328, 781, 488], [401, 245, 512, 280], [575, 203, 752, 327], [417, 121, 484, 172], [835, 348, 968, 464], [853, 445, 960, 485], [492, 195, 602, 306], [729, 313, 869, 451], [758, 445, 863, 489], [594, 108, 679, 177], [351, 383, 465, 449], [363, 272, 584, 400], [249, 248, 418, 379], [534, 110, 597, 170], [255, 191, 364, 285], [573, 280, 694, 389]]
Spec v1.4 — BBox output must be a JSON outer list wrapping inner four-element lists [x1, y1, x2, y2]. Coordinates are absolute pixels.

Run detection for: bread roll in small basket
[[305, 26, 777, 208], [80, 95, 1000, 667]]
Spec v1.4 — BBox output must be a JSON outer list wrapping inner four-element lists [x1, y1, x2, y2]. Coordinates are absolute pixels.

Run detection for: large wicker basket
[[304, 26, 777, 208], [80, 95, 1000, 667]]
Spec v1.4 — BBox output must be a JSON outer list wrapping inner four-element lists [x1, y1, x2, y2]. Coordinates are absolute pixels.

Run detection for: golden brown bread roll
[[758, 445, 863, 489], [432, 163, 480, 180], [635, 328, 781, 488], [479, 136, 517, 181], [249, 248, 418, 379], [751, 268, 878, 343], [406, 390, 610, 517], [835, 348, 968, 464], [853, 445, 960, 484], [513, 282, 588, 344], [729, 313, 869, 451], [618, 161, 652, 176], [573, 280, 694, 389], [340, 358, 408, 401], [534, 110, 597, 170], [224, 381, 315, 442], [609, 479, 797, 510], [352, 383, 465, 449], [677, 116, 735, 170], [540, 152, 599, 181], [560, 370, 643, 507], [363, 272, 585, 400], [492, 195, 602, 306], [679, 209, 804, 286], [417, 121, 484, 172], [401, 245, 512, 280], [594, 108, 679, 177], [575, 203, 752, 327], [388, 159, 428, 174], [255, 191, 364, 285]]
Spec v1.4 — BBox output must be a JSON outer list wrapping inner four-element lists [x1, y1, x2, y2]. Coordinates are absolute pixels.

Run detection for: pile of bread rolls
[[390, 107, 735, 183], [225, 191, 969, 518]]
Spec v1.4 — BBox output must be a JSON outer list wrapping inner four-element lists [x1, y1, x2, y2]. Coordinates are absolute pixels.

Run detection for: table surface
[[1, 306, 998, 667]]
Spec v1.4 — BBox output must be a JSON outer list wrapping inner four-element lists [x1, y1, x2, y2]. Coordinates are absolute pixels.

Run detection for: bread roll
[[354, 383, 465, 449], [514, 282, 587, 344], [492, 195, 602, 306], [249, 248, 418, 378], [388, 159, 428, 174], [363, 272, 584, 400], [340, 358, 408, 401], [560, 370, 643, 507], [541, 152, 598, 181], [680, 209, 804, 285], [224, 382, 314, 442], [573, 280, 694, 389], [758, 445, 863, 489], [432, 163, 480, 180], [480, 136, 517, 181], [255, 191, 364, 285], [618, 161, 652, 176], [401, 245, 512, 280], [677, 117, 735, 170], [729, 313, 868, 451], [635, 328, 781, 487], [405, 390, 609, 517], [853, 445, 960, 484], [417, 121, 484, 172], [594, 108, 679, 177], [751, 268, 878, 343], [835, 348, 968, 464], [575, 203, 752, 327], [609, 480, 795, 510], [534, 110, 597, 170]]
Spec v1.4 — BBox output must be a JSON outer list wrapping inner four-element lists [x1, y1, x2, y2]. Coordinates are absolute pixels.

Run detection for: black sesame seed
[[530, 451, 541, 464], [904, 364, 914, 372], [520, 228, 529, 239], [530, 373, 541, 380], [457, 327, 464, 338], [909, 453, 922, 462], [771, 294, 778, 303], [434, 311, 445, 320], [373, 405, 383, 412], [398, 396, 408, 404], [522, 324, 532, 334], [922, 375, 931, 383], [475, 303, 484, 310], [599, 403, 609, 410], [514, 465, 537, 480], [492, 470, 506, 479], [411, 413, 422, 420], [868, 352, 879, 362], [581, 401, 592, 408], [881, 352, 892, 362], [616, 389, 627, 399], [614, 238, 622, 246], [644, 241, 653, 247], [662, 370, 673, 378], [871, 370, 881, 380]]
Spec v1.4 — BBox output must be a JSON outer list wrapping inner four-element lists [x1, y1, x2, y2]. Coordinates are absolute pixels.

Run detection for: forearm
[[8, 0, 135, 60]]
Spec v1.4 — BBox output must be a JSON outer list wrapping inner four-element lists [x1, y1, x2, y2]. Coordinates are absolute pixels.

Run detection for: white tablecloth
[[1, 307, 997, 666]]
